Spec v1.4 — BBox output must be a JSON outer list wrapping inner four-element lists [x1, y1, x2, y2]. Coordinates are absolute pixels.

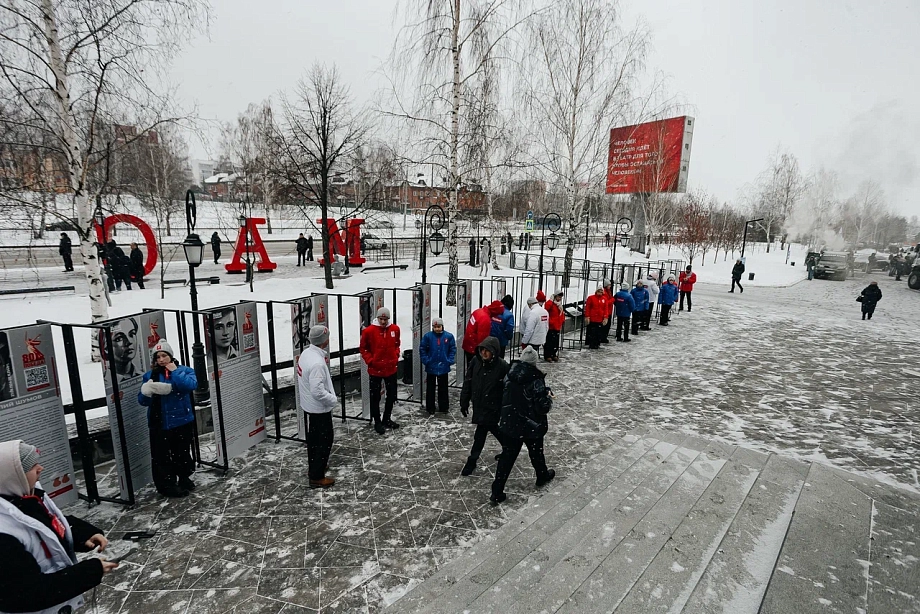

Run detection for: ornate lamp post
[[610, 216, 633, 283], [183, 190, 209, 404], [538, 212, 562, 291], [421, 204, 446, 285]]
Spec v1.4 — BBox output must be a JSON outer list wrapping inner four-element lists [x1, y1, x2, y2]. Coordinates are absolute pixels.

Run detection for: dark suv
[[814, 252, 849, 281]]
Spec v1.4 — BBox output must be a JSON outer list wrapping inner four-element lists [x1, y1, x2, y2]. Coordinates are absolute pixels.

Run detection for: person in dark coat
[[137, 340, 198, 497], [58, 233, 74, 271], [0, 440, 118, 614], [296, 233, 309, 266], [210, 232, 221, 264], [129, 242, 145, 289], [459, 336, 509, 476], [859, 281, 882, 320], [613, 283, 636, 342], [419, 318, 456, 414], [106, 240, 132, 291], [469, 238, 477, 266], [730, 258, 745, 293], [491, 347, 554, 504], [306, 234, 314, 260], [630, 281, 649, 336]]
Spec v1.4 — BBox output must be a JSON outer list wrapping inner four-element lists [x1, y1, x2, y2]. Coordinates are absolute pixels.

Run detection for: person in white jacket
[[297, 325, 338, 488], [520, 297, 549, 354], [643, 272, 660, 331]]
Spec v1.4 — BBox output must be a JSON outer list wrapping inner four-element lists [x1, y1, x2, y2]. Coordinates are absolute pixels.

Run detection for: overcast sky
[[170, 0, 920, 218]]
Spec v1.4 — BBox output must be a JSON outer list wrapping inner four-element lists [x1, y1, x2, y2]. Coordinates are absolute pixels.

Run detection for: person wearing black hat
[[210, 231, 222, 264], [460, 337, 509, 476], [859, 281, 882, 320], [58, 233, 74, 271], [298, 325, 338, 488], [138, 340, 198, 497], [0, 440, 118, 613]]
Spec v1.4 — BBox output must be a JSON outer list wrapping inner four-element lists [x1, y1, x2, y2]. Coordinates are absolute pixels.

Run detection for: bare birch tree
[[752, 150, 805, 252]]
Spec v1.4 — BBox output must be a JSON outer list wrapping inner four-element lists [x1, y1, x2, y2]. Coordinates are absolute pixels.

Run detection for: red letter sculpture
[[95, 214, 158, 275], [317, 218, 365, 266], [225, 217, 277, 273]]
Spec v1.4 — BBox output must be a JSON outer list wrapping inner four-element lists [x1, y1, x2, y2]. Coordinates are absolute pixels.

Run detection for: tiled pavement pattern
[[69, 273, 919, 612]]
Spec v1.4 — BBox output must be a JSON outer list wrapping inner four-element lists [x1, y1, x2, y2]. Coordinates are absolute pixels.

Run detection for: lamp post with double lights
[[610, 216, 633, 283], [238, 200, 254, 293], [421, 204, 446, 285], [741, 217, 764, 259], [182, 190, 209, 404], [538, 212, 562, 292]]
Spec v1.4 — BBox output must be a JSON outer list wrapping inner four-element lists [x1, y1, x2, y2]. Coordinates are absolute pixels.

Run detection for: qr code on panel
[[25, 365, 50, 391], [243, 333, 256, 352]]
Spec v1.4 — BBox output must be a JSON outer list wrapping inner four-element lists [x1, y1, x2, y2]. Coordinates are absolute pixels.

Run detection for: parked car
[[44, 218, 79, 232], [361, 232, 388, 251], [814, 251, 849, 281], [909, 262, 920, 290]]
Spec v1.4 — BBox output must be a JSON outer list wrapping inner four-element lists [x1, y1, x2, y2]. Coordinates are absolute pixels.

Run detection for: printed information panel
[[455, 280, 472, 378], [206, 302, 267, 462], [101, 311, 165, 499], [292, 294, 329, 439], [0, 324, 77, 505], [412, 284, 431, 401]]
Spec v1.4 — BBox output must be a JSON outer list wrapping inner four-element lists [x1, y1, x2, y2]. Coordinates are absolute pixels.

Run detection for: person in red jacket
[[678, 265, 697, 312], [462, 300, 504, 364], [583, 286, 608, 349], [359, 307, 401, 434], [544, 289, 565, 362], [601, 279, 614, 343]]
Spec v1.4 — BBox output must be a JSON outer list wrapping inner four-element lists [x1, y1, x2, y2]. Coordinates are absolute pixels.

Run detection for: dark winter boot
[[178, 476, 196, 492], [374, 419, 386, 435], [490, 492, 507, 505], [536, 469, 556, 488], [461, 457, 477, 476]]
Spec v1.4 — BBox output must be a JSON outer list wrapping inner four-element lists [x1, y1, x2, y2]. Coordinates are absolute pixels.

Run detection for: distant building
[[190, 160, 217, 187]]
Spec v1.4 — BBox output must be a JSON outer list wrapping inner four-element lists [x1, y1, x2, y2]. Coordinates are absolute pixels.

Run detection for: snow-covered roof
[[203, 173, 229, 184]]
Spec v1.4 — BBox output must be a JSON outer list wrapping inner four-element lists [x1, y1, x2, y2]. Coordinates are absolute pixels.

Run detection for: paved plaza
[[69, 272, 919, 613]]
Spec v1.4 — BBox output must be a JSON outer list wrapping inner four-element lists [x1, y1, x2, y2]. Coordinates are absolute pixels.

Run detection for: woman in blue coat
[[419, 318, 456, 414], [138, 340, 198, 497], [630, 281, 650, 335]]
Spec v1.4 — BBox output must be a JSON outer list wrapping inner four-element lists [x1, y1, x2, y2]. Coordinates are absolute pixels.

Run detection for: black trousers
[[465, 351, 475, 367], [62, 253, 73, 271], [679, 291, 692, 311], [631, 312, 642, 335], [305, 411, 334, 480], [616, 316, 631, 340], [133, 267, 145, 289], [114, 272, 132, 290], [601, 317, 612, 342], [586, 322, 602, 349], [307, 248, 313, 261], [492, 436, 549, 496], [660, 304, 672, 325], [426, 373, 449, 412], [150, 421, 195, 493], [369, 373, 397, 423], [297, 251, 307, 265], [469, 423, 504, 461], [731, 278, 743, 292], [544, 330, 560, 359]]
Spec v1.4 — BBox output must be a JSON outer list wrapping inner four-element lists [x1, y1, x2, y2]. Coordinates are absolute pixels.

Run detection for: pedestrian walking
[[463, 301, 504, 364], [306, 234, 314, 260], [518, 233, 524, 250], [858, 281, 882, 320], [544, 289, 564, 362], [604, 232, 610, 247], [659, 275, 678, 325], [460, 336, 509, 476], [730, 259, 745, 293], [106, 240, 132, 291], [298, 325, 337, 488], [0, 440, 119, 613], [479, 239, 490, 276], [210, 231, 221, 264], [614, 283, 636, 342], [469, 238, 477, 266], [491, 346, 554, 504], [129, 242, 145, 289], [583, 286, 608, 349], [643, 272, 659, 330], [58, 232, 74, 271], [895, 254, 906, 281], [630, 281, 649, 336], [137, 340, 197, 498], [805, 253, 816, 280], [359, 308, 401, 434], [602, 280, 614, 343], [520, 295, 548, 355], [678, 265, 697, 311], [420, 318, 456, 414], [296, 233, 309, 266]]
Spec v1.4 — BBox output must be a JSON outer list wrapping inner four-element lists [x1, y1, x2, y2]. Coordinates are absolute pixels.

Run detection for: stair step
[[759, 463, 873, 613], [612, 445, 769, 613], [681, 454, 808, 614], [461, 437, 700, 612]]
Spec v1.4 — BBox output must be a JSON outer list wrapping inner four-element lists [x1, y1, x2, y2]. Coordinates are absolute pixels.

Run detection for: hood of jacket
[[477, 336, 501, 356], [507, 360, 541, 384], [487, 301, 505, 317], [0, 440, 30, 498]]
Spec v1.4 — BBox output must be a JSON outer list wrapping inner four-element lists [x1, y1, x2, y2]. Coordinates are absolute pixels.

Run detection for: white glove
[[140, 380, 156, 397], [147, 382, 173, 396]]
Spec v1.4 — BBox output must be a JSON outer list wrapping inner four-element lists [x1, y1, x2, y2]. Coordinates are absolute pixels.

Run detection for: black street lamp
[[238, 201, 254, 293], [741, 218, 764, 259], [421, 204, 446, 285], [538, 212, 562, 292], [183, 190, 209, 404], [610, 216, 633, 283]]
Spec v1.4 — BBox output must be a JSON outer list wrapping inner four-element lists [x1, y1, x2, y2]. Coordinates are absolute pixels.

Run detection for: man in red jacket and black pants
[[583, 286, 608, 349], [462, 300, 505, 365], [360, 307, 401, 434], [679, 265, 697, 312]]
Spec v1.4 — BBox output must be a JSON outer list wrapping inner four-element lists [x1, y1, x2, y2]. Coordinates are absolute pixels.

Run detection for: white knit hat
[[151, 340, 174, 360]]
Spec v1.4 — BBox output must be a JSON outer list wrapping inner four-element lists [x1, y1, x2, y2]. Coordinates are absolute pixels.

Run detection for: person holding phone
[[0, 440, 118, 613]]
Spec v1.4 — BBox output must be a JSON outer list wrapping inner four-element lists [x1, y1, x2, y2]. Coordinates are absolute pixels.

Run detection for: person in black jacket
[[730, 258, 745, 293], [859, 281, 882, 320], [129, 242, 145, 289], [58, 233, 74, 271], [106, 240, 132, 291], [459, 336, 509, 476], [491, 346, 555, 504], [306, 234, 314, 261], [210, 232, 221, 264], [296, 233, 309, 266], [0, 441, 119, 613]]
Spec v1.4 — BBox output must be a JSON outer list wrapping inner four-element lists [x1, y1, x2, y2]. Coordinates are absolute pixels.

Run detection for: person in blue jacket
[[494, 295, 515, 359], [613, 283, 637, 342], [419, 318, 456, 414], [138, 340, 198, 498], [630, 280, 650, 336], [658, 275, 679, 326]]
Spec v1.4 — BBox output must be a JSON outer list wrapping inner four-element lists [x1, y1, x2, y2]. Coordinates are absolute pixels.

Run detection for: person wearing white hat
[[643, 272, 659, 330], [298, 325, 337, 488], [0, 440, 118, 613], [138, 340, 198, 497]]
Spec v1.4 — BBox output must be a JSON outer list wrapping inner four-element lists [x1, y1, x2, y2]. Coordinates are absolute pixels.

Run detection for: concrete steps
[[384, 428, 920, 614]]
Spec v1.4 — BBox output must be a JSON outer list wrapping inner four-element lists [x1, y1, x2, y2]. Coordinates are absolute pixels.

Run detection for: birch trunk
[[446, 0, 461, 306]]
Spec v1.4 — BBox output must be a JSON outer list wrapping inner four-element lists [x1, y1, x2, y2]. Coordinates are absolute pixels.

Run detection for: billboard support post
[[60, 324, 99, 505]]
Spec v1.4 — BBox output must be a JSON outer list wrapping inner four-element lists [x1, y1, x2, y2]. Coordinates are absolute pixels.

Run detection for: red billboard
[[606, 116, 694, 194]]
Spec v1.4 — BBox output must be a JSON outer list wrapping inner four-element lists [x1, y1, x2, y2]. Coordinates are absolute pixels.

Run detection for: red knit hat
[[536, 291, 546, 302]]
